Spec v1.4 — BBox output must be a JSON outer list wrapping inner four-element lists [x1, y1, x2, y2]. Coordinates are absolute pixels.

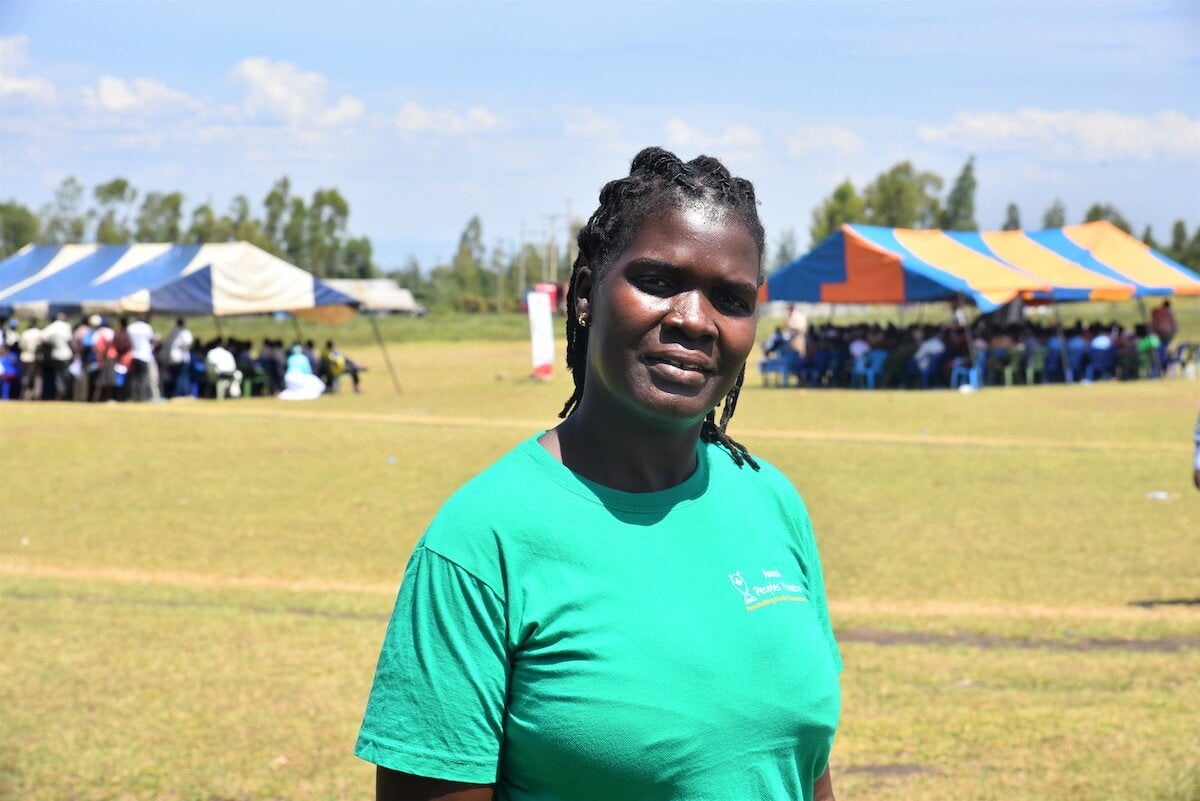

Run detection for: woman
[[357, 148, 842, 800]]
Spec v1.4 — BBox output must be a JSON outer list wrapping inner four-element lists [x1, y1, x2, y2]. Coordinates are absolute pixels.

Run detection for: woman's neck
[[541, 406, 702, 493]]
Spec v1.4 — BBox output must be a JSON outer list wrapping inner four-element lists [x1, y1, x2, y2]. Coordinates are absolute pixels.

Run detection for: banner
[[527, 290, 555, 380]]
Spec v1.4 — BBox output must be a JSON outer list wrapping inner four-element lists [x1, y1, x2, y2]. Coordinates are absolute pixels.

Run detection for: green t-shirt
[[356, 435, 842, 800]]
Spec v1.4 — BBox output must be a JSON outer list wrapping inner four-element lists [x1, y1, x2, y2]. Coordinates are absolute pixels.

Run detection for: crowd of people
[[0, 313, 363, 402], [760, 300, 1189, 389]]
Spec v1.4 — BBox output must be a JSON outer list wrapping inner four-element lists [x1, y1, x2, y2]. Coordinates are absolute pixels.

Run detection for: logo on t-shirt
[[729, 567, 807, 611]]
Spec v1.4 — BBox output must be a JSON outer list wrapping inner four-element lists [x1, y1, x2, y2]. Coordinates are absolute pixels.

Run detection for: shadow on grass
[[1129, 597, 1200, 608]]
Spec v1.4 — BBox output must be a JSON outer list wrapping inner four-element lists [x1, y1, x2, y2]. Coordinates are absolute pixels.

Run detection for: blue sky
[[2, 0, 1197, 269]]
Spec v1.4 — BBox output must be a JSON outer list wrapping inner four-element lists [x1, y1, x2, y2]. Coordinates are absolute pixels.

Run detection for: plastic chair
[[798, 349, 832, 387], [1024, 348, 1047, 385], [918, 351, 948, 389], [1085, 348, 1116, 381], [850, 349, 888, 389], [1001, 349, 1027, 386], [242, 366, 270, 397], [950, 348, 987, 390], [1066, 340, 1088, 383], [758, 354, 797, 387]]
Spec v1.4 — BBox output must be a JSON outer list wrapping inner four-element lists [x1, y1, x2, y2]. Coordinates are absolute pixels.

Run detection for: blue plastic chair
[[950, 348, 987, 390], [918, 351, 948, 389], [1085, 348, 1116, 381], [850, 349, 888, 389], [798, 348, 832, 387], [1066, 339, 1088, 383]]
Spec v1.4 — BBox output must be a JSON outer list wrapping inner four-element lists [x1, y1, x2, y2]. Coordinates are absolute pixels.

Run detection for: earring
[[577, 312, 589, 328]]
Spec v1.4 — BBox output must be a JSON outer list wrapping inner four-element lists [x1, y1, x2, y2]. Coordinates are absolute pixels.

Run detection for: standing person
[[84, 316, 110, 402], [18, 319, 43, 400], [40, 312, 74, 400], [125, 314, 156, 402], [70, 316, 93, 401], [109, 318, 134, 401], [1150, 300, 1177, 370], [162, 318, 195, 399], [4, 318, 20, 350], [356, 148, 842, 801]]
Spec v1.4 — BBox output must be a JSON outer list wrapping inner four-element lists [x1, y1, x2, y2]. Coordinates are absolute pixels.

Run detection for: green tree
[[263, 177, 291, 246], [282, 196, 309, 266], [1169, 220, 1188, 261], [1042, 199, 1066, 229], [1140, 226, 1160, 251], [452, 216, 485, 308], [341, 236, 377, 279], [1001, 203, 1021, 231], [39, 176, 90, 244], [306, 188, 350, 277], [862, 162, 943, 229], [0, 200, 40, 257], [809, 180, 865, 246], [1184, 229, 1200, 270], [770, 228, 798, 271], [184, 204, 234, 244], [135, 191, 184, 241], [93, 178, 138, 244], [391, 256, 433, 306], [939, 156, 978, 231], [229, 195, 252, 227], [1083, 203, 1131, 234]]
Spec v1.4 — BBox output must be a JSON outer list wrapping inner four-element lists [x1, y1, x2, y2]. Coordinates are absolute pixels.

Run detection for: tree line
[[4, 161, 1198, 314], [0, 176, 378, 279], [789, 157, 1200, 271]]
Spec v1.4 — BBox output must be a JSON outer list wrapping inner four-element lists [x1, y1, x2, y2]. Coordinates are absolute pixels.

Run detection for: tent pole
[[291, 315, 304, 343], [369, 315, 402, 395], [1136, 296, 1149, 326], [957, 294, 978, 369], [213, 315, 224, 337], [1052, 302, 1072, 383]]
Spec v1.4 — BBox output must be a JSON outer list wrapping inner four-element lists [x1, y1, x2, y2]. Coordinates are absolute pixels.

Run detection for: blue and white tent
[[0, 242, 359, 322]]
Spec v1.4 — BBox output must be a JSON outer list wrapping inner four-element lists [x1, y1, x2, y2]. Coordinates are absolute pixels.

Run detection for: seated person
[[279, 344, 325, 401], [761, 327, 790, 357], [204, 339, 239, 399], [319, 340, 363, 394]]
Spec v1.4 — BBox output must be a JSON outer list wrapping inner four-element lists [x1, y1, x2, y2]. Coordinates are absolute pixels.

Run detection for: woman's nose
[[666, 291, 718, 340]]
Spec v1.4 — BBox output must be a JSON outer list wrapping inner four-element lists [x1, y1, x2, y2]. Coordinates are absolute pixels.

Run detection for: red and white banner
[[527, 290, 555, 380]]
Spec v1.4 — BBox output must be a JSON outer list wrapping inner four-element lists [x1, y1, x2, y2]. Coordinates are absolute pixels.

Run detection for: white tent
[[323, 279, 424, 315]]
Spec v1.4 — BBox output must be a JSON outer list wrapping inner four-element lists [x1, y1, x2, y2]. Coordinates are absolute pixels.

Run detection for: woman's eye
[[635, 275, 673, 294], [717, 293, 750, 312]]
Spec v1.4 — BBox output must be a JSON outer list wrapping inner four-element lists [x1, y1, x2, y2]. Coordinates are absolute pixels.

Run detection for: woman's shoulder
[[418, 435, 561, 563]]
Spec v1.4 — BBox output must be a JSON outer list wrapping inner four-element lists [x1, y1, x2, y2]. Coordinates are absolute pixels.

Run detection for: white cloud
[[83, 76, 200, 115], [394, 102, 500, 135], [785, 125, 864, 158], [564, 108, 620, 139], [918, 108, 1200, 162], [664, 118, 761, 153], [232, 56, 364, 128], [0, 34, 31, 75], [0, 34, 56, 102]]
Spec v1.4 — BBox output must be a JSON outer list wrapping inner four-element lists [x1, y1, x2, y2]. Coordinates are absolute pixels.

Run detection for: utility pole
[[565, 199, 576, 272], [517, 222, 527, 301], [495, 240, 504, 313], [544, 214, 560, 284]]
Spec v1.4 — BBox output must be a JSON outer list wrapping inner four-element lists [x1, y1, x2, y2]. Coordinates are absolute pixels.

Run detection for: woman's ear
[[575, 266, 594, 319]]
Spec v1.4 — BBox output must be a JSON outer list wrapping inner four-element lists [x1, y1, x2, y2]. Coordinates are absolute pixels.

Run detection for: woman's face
[[577, 204, 760, 430]]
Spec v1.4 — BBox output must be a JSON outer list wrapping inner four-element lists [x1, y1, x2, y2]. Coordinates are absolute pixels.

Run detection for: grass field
[[3, 335, 1199, 800]]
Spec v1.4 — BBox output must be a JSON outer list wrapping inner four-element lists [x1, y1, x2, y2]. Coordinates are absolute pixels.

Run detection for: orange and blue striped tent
[[766, 221, 1200, 312]]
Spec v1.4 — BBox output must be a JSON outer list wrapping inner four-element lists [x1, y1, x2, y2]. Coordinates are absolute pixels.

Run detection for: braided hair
[[559, 146, 764, 469]]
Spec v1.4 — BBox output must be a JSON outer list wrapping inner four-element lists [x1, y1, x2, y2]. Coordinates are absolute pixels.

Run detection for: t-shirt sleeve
[[355, 545, 508, 784]]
